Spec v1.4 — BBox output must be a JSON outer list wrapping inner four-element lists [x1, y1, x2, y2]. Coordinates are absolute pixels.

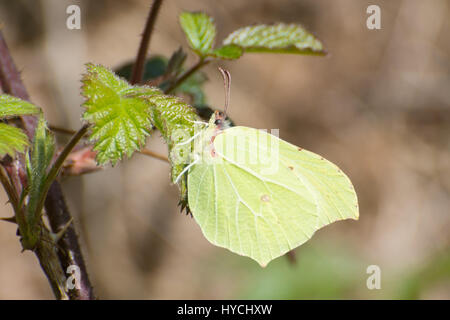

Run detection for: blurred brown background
[[0, 0, 449, 299]]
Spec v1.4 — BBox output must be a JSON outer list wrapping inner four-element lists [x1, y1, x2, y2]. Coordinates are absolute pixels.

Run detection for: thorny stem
[[164, 58, 210, 94], [0, 33, 35, 137], [130, 0, 164, 84], [0, 164, 18, 212], [0, 31, 95, 299]]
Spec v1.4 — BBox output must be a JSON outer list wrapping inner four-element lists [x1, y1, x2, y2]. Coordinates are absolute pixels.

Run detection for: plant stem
[[0, 33, 36, 137], [44, 182, 94, 299], [0, 164, 18, 212], [47, 125, 89, 184], [130, 0, 164, 84], [0, 31, 95, 299], [49, 124, 76, 135], [139, 148, 169, 162], [164, 58, 210, 94]]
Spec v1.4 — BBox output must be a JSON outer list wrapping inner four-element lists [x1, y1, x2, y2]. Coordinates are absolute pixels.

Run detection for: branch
[[49, 124, 77, 135], [130, 0, 164, 84], [44, 182, 94, 299], [0, 163, 18, 212], [0, 33, 36, 137], [0, 31, 95, 299], [164, 58, 210, 94], [139, 148, 169, 162]]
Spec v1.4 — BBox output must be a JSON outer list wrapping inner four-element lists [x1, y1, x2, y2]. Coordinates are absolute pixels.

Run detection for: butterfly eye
[[214, 119, 222, 125]]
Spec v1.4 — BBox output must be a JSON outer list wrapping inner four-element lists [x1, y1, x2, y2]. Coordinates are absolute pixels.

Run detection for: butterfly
[[178, 68, 358, 267]]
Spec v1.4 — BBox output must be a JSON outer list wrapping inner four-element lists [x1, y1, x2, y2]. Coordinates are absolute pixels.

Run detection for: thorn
[[0, 216, 16, 224], [50, 218, 73, 243]]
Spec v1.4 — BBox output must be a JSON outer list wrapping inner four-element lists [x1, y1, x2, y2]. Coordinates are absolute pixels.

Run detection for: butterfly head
[[209, 67, 232, 131], [208, 110, 230, 130], [214, 110, 226, 126]]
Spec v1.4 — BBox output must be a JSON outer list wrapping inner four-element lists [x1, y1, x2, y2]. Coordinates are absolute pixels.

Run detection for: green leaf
[[0, 123, 30, 157], [26, 114, 55, 227], [81, 63, 157, 165], [115, 52, 207, 107], [133, 88, 199, 204], [179, 12, 216, 56], [223, 23, 325, 55], [165, 47, 187, 79], [115, 56, 168, 82], [158, 50, 208, 106], [0, 94, 40, 118], [210, 44, 243, 60], [81, 63, 203, 204]]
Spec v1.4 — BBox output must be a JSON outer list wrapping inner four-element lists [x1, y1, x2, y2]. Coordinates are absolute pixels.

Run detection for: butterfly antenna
[[218, 67, 231, 116]]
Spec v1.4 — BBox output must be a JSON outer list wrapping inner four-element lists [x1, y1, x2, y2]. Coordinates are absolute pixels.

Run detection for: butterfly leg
[[174, 154, 200, 184], [175, 130, 202, 147], [182, 116, 208, 126]]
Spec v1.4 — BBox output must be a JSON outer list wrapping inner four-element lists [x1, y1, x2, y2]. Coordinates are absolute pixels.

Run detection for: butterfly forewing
[[277, 133, 359, 228], [220, 127, 359, 229]]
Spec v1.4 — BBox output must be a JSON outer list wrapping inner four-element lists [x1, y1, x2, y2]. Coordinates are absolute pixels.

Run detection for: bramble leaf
[[115, 53, 207, 106], [179, 12, 216, 57], [115, 56, 167, 82], [0, 94, 39, 158], [178, 13, 325, 60], [165, 47, 187, 79], [0, 94, 40, 118], [81, 63, 200, 174], [210, 44, 243, 60], [81, 63, 157, 165], [223, 23, 325, 55], [130, 86, 198, 206], [0, 123, 30, 157], [81, 63, 203, 206], [26, 114, 55, 226]]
